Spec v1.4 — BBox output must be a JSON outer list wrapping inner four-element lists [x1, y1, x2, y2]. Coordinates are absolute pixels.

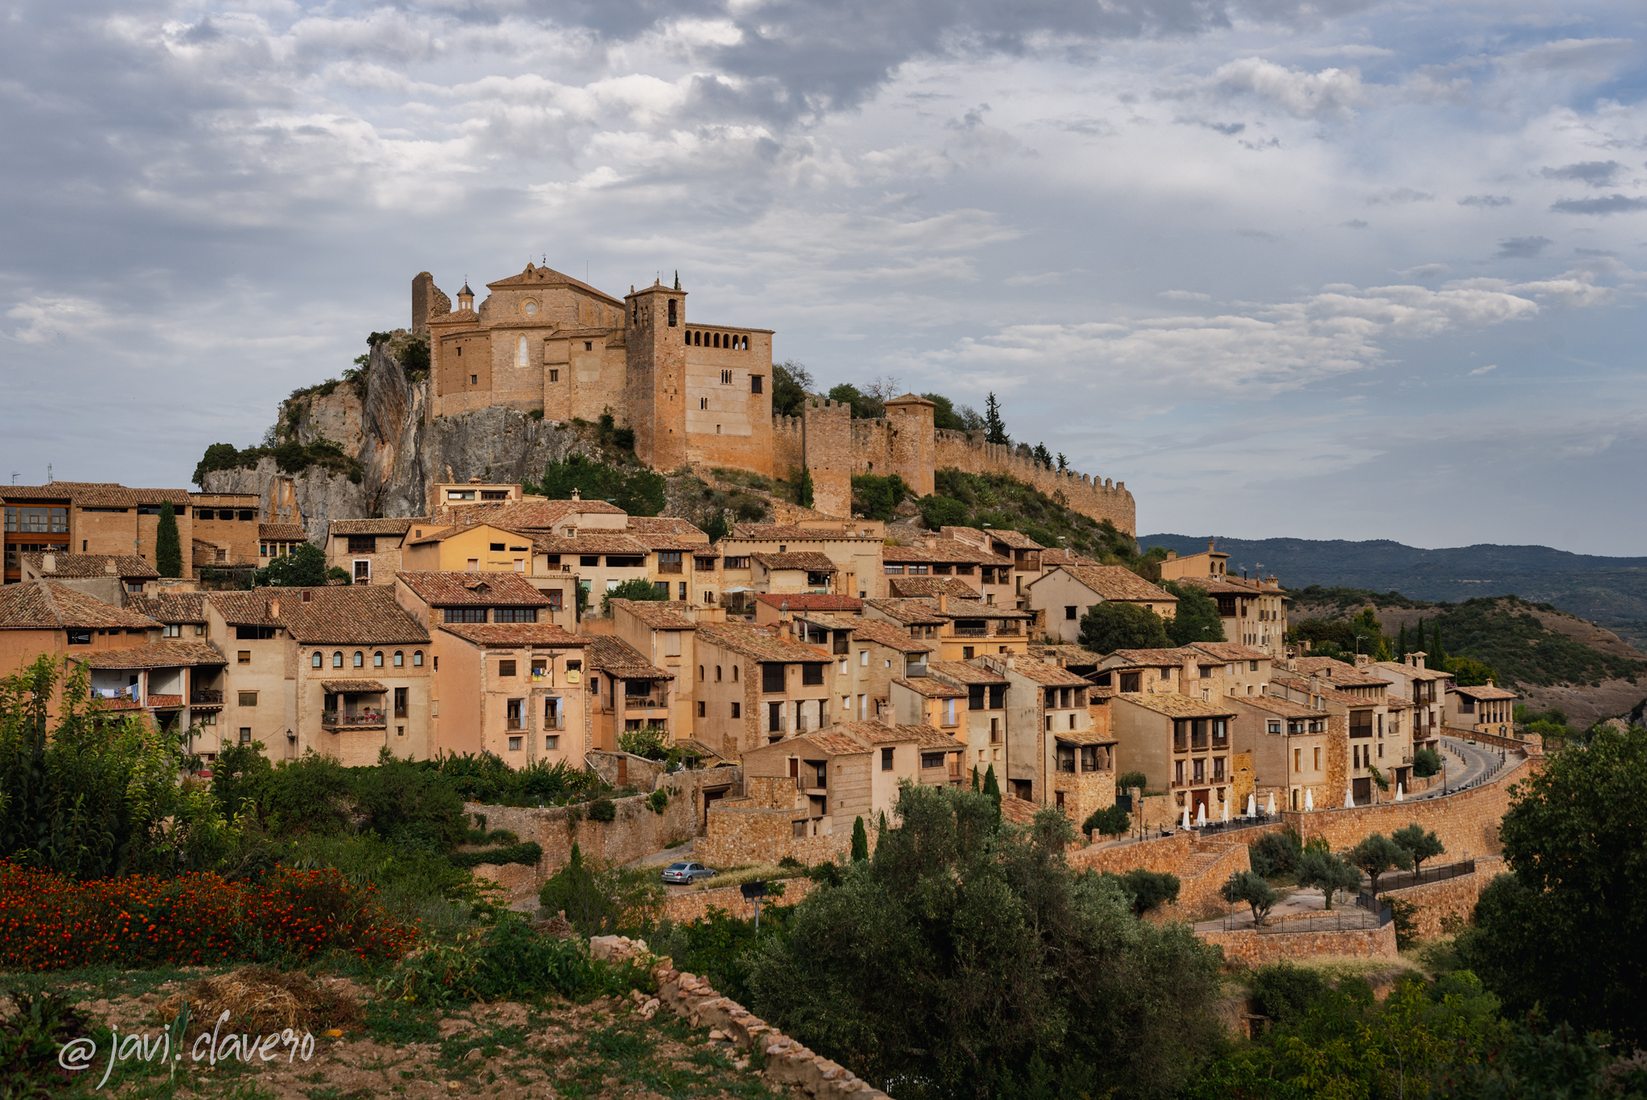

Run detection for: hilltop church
[[414, 263, 775, 477]]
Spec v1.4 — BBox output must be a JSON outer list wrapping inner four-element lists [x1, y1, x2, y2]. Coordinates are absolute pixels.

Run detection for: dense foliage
[[1079, 600, 1170, 653], [602, 576, 665, 613], [155, 502, 183, 578], [1163, 580, 1225, 644], [253, 541, 337, 587], [850, 473, 909, 521], [919, 469, 1144, 565], [192, 437, 364, 487], [1458, 724, 1647, 1045], [746, 786, 1225, 1099], [532, 453, 666, 516]]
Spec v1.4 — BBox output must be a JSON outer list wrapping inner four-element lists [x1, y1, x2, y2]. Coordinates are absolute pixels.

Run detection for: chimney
[[268, 596, 281, 618], [936, 592, 949, 613], [41, 552, 56, 574]]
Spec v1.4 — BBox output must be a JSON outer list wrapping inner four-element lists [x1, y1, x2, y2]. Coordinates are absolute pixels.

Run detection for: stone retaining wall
[[661, 877, 816, 924], [1383, 857, 1505, 940], [590, 936, 889, 1099], [1199, 923, 1399, 968]]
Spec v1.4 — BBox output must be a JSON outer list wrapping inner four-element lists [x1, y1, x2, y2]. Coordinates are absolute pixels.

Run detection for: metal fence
[[1221, 902, 1390, 934], [1360, 859, 1476, 897]]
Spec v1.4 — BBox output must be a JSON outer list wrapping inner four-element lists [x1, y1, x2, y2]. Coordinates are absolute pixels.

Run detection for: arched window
[[353, 651, 364, 668], [393, 651, 405, 667], [732, 665, 740, 682], [373, 652, 384, 668], [311, 652, 322, 669], [715, 665, 722, 681], [412, 651, 424, 667], [698, 665, 705, 681], [516, 335, 529, 368], [332, 651, 343, 668], [667, 298, 677, 327]]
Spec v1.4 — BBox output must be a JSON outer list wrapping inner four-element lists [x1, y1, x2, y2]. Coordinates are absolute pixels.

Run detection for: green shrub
[[537, 845, 661, 936], [1248, 830, 1303, 879], [588, 798, 617, 823], [1412, 747, 1442, 778], [851, 473, 909, 520], [1081, 804, 1132, 837], [392, 913, 641, 1007]]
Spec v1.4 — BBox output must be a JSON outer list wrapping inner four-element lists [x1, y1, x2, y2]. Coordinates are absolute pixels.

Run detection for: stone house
[[1109, 692, 1239, 821], [1023, 564, 1177, 645], [1446, 681, 1518, 739], [432, 622, 589, 765], [609, 598, 704, 744], [20, 553, 157, 605], [204, 587, 432, 765], [789, 611, 935, 724], [400, 521, 536, 576], [1370, 652, 1452, 758], [692, 622, 834, 758], [324, 518, 413, 585], [0, 580, 162, 718], [584, 634, 674, 751], [256, 523, 309, 570], [989, 654, 1111, 820], [863, 594, 1030, 662], [881, 536, 1016, 608], [910, 659, 1012, 783], [720, 521, 887, 602], [1273, 664, 1412, 804], [1227, 693, 1330, 813], [750, 551, 837, 597]]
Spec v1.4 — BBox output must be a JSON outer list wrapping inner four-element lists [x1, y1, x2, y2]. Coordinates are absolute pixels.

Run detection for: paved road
[[1411, 735, 1507, 800]]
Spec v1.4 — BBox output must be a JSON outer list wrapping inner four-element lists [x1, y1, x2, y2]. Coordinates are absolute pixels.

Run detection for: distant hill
[[1140, 534, 1647, 649]]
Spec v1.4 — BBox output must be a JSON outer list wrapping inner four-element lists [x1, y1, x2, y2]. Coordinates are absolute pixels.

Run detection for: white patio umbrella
[[1221, 798, 1231, 823], [1181, 804, 1191, 830], [1266, 792, 1277, 816], [1345, 787, 1355, 809], [1246, 793, 1257, 818], [1195, 803, 1208, 828], [1304, 788, 1314, 812], [1395, 783, 1406, 802]]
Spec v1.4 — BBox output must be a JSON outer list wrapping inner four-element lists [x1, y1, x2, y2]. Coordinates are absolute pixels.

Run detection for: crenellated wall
[[932, 430, 1135, 534]]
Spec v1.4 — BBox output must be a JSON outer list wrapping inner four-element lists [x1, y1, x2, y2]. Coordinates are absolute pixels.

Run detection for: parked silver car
[[661, 861, 715, 884]]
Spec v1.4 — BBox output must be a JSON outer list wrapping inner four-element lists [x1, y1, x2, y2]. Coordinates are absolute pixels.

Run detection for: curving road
[[1410, 735, 1507, 800]]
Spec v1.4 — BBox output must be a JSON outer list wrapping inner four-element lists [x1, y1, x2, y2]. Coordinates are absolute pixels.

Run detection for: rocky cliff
[[202, 343, 598, 541]]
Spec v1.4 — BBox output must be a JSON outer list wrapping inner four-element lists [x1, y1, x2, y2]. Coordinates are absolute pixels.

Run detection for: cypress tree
[[851, 816, 869, 862], [1431, 626, 1447, 672], [796, 467, 815, 509], [982, 765, 1002, 823], [1396, 622, 1409, 660], [155, 502, 183, 578]]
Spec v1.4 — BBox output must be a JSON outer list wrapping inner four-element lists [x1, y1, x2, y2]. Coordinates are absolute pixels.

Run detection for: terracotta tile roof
[[128, 593, 208, 624], [406, 521, 533, 547], [887, 576, 982, 600], [928, 659, 1008, 686], [894, 676, 965, 698], [1029, 643, 1104, 666], [1114, 692, 1239, 719], [484, 262, 626, 306], [464, 499, 625, 531], [1272, 674, 1380, 710], [608, 599, 697, 630], [79, 641, 226, 669], [1175, 575, 1288, 596], [988, 529, 1044, 551], [258, 523, 309, 542], [793, 730, 874, 757], [1039, 548, 1100, 568], [1100, 647, 1198, 668], [21, 553, 158, 580], [882, 539, 1010, 567], [1004, 657, 1091, 687], [585, 635, 672, 680], [753, 593, 864, 613], [941, 598, 1032, 620], [189, 492, 260, 506], [1369, 659, 1453, 682], [625, 517, 710, 548], [207, 587, 430, 645], [1452, 683, 1518, 700], [0, 582, 159, 631], [329, 518, 414, 537], [1040, 564, 1174, 603], [396, 571, 550, 607], [438, 622, 587, 647], [1230, 694, 1323, 720], [533, 532, 651, 556], [1189, 642, 1270, 662], [830, 720, 964, 751], [2, 482, 191, 508], [1289, 658, 1391, 688], [1052, 728, 1115, 746], [730, 522, 880, 541], [999, 794, 1040, 825], [696, 623, 833, 663], [801, 613, 934, 654], [752, 551, 837, 572], [864, 598, 948, 626], [321, 679, 387, 693]]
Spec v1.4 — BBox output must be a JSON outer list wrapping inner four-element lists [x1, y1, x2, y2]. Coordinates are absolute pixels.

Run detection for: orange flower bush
[[0, 862, 416, 971]]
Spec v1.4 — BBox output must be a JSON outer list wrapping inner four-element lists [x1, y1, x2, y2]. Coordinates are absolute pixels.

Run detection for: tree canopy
[[772, 360, 814, 417], [254, 542, 330, 587], [1163, 581, 1225, 645], [1457, 724, 1647, 1045], [1079, 601, 1170, 653], [533, 453, 666, 516], [155, 502, 183, 578], [747, 785, 1224, 1099]]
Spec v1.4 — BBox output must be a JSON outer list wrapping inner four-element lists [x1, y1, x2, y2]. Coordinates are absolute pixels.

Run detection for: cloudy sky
[[2, 0, 1644, 554]]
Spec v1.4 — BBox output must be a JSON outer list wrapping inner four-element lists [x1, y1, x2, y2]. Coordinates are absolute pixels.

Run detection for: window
[[699, 397, 708, 410], [751, 374, 763, 394], [353, 560, 371, 583], [508, 736, 523, 752], [545, 734, 559, 751], [412, 651, 423, 667], [696, 701, 706, 718], [332, 652, 343, 668], [162, 623, 181, 638], [499, 659, 517, 677], [311, 652, 323, 668], [801, 664, 824, 686], [667, 298, 677, 327], [239, 728, 252, 745], [352, 652, 364, 668], [881, 747, 895, 772], [393, 651, 404, 667], [443, 608, 487, 624], [347, 536, 375, 554], [238, 650, 252, 665], [731, 701, 741, 718], [238, 691, 258, 707], [549, 369, 559, 383], [373, 652, 384, 668], [761, 663, 785, 693], [715, 665, 723, 682], [720, 369, 732, 385], [395, 688, 408, 718], [470, 374, 478, 385], [493, 608, 538, 623]]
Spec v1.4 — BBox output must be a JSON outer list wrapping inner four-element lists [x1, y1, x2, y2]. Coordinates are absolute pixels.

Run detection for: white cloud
[[1205, 57, 1364, 118]]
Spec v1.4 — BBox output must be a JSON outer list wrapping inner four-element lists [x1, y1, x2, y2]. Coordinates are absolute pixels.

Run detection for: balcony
[[148, 694, 183, 710], [190, 689, 224, 707], [322, 710, 387, 731], [622, 687, 668, 710]]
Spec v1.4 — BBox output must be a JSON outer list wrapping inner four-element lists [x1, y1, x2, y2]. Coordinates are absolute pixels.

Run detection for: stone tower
[[883, 393, 937, 497], [624, 281, 688, 471], [410, 272, 450, 336], [801, 398, 853, 518]]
